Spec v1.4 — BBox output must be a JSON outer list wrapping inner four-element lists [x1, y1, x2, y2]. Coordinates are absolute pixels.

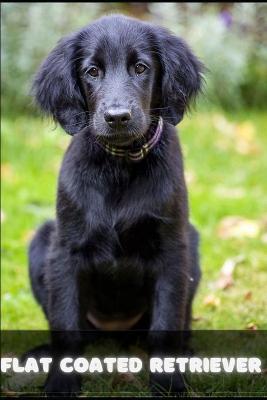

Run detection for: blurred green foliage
[[2, 3, 267, 116]]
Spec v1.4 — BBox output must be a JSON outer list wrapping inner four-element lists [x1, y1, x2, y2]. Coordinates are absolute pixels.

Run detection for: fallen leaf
[[215, 255, 245, 290], [203, 294, 221, 308], [192, 316, 204, 322], [246, 322, 258, 330], [217, 216, 260, 239], [244, 291, 252, 301]]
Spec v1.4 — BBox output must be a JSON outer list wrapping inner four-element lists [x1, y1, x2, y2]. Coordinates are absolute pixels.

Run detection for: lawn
[[1, 110, 267, 330], [1, 110, 267, 396]]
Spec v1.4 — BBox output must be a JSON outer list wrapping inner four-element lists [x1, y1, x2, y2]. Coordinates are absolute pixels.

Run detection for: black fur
[[29, 14, 203, 395]]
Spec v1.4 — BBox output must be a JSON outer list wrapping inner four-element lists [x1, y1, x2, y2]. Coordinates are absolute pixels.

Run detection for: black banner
[[1, 330, 267, 397]]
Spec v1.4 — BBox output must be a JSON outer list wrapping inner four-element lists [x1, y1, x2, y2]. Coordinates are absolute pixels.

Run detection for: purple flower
[[220, 10, 233, 28]]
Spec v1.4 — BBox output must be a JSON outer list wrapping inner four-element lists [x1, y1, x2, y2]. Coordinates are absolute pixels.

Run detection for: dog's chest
[[79, 212, 161, 325], [108, 175, 164, 259], [86, 212, 162, 273], [79, 246, 152, 327], [77, 168, 168, 327], [116, 215, 161, 260]]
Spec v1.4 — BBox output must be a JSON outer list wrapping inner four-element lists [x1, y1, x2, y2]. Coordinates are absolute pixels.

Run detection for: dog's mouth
[[101, 133, 143, 147], [94, 111, 150, 147]]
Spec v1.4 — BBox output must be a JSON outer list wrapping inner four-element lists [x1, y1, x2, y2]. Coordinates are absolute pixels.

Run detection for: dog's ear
[[153, 27, 204, 125], [32, 34, 87, 135]]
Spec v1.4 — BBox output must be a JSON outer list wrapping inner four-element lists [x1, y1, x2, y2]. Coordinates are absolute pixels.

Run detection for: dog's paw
[[149, 372, 186, 396], [44, 369, 81, 396]]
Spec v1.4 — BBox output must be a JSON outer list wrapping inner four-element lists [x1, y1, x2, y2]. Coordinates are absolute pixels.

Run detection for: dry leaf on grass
[[217, 216, 260, 239], [203, 294, 221, 308], [214, 255, 245, 290], [244, 291, 252, 301], [192, 316, 204, 322], [246, 322, 258, 330]]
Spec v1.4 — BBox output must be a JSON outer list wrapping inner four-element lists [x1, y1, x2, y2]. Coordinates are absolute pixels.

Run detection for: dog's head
[[33, 14, 204, 143]]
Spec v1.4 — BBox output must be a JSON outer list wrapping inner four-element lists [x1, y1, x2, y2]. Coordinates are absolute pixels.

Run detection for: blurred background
[[2, 2, 267, 114], [1, 3, 267, 330]]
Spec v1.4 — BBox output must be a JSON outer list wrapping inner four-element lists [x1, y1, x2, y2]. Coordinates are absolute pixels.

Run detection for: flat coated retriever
[[29, 14, 203, 395]]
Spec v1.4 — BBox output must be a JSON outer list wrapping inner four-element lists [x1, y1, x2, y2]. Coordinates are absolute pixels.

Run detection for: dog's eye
[[87, 66, 99, 78], [135, 63, 147, 75]]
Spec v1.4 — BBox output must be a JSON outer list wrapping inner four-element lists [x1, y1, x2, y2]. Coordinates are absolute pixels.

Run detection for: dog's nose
[[104, 109, 131, 128]]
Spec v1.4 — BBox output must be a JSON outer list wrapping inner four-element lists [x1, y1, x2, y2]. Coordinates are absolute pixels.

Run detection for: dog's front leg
[[44, 251, 84, 396], [45, 332, 82, 397], [149, 253, 189, 395]]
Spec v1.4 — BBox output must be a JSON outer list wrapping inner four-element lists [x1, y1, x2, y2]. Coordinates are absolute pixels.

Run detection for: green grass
[[2, 110, 267, 330], [1, 110, 267, 395]]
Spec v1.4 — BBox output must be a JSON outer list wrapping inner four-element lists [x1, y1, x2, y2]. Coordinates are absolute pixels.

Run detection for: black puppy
[[29, 14, 203, 395]]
